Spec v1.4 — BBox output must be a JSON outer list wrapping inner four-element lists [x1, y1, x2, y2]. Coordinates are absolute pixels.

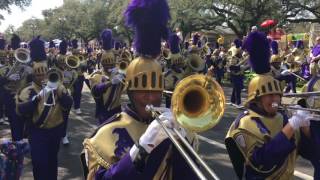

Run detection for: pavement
[[0, 83, 314, 180]]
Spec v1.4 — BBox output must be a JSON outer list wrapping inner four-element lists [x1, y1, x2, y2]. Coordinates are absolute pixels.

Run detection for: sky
[[0, 0, 64, 32]]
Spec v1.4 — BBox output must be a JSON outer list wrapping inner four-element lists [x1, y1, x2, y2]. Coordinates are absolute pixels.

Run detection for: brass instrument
[[43, 68, 63, 106], [283, 91, 320, 97], [118, 60, 128, 74], [272, 103, 320, 120], [6, 48, 31, 78], [65, 55, 80, 69], [146, 74, 225, 180], [184, 54, 205, 76]]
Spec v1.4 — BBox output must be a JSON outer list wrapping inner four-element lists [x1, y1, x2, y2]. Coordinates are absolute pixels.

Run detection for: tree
[[169, 0, 224, 41], [282, 0, 320, 23], [0, 0, 31, 23]]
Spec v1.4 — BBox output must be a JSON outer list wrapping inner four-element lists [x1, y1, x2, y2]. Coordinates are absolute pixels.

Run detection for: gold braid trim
[[83, 139, 112, 170]]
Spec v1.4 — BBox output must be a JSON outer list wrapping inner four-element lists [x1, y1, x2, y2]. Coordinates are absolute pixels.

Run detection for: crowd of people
[[0, 0, 320, 179]]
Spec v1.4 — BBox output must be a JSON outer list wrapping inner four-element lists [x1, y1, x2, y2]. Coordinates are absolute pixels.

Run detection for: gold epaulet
[[82, 113, 122, 179]]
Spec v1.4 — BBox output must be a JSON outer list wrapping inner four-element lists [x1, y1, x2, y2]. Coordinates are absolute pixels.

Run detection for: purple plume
[[11, 34, 21, 50], [295, 40, 304, 49], [71, 39, 78, 49], [59, 40, 68, 55], [192, 34, 200, 45], [169, 34, 180, 54], [29, 37, 47, 62], [0, 39, 5, 50], [243, 31, 270, 74], [125, 0, 170, 57], [271, 41, 278, 55], [115, 41, 121, 50], [100, 29, 113, 50], [234, 39, 242, 48]]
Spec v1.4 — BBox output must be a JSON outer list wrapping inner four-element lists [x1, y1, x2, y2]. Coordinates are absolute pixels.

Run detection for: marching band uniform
[[82, 1, 198, 179], [212, 50, 227, 85], [16, 37, 73, 180], [301, 52, 320, 178], [282, 41, 305, 93], [0, 35, 32, 141], [228, 39, 243, 107], [0, 40, 7, 123], [184, 34, 205, 77], [71, 39, 85, 114], [89, 29, 125, 125], [55, 40, 77, 145], [47, 40, 56, 68], [225, 32, 320, 179], [164, 34, 185, 108], [310, 37, 320, 76]]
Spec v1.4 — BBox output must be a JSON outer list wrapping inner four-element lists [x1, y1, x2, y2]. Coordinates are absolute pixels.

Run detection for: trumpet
[[6, 48, 31, 78], [146, 74, 225, 180], [65, 55, 80, 69], [117, 59, 128, 74], [42, 68, 63, 106]]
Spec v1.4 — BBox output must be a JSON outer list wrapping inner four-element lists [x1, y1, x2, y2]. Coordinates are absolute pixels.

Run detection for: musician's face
[[260, 94, 281, 116], [130, 90, 162, 122], [34, 73, 47, 86]]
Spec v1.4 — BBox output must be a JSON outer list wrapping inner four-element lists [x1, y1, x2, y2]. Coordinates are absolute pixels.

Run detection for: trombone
[[283, 91, 320, 97], [146, 74, 225, 180]]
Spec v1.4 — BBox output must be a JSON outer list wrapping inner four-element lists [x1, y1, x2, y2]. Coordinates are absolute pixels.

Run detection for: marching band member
[[16, 37, 73, 180], [0, 37, 8, 124], [0, 34, 32, 141], [82, 0, 198, 179], [88, 29, 125, 125], [300, 44, 320, 178], [211, 49, 227, 85], [164, 34, 185, 107], [55, 40, 77, 145], [310, 36, 320, 76], [228, 39, 244, 108], [282, 41, 305, 93], [71, 39, 85, 114], [47, 40, 56, 68], [225, 31, 320, 179], [184, 33, 205, 77]]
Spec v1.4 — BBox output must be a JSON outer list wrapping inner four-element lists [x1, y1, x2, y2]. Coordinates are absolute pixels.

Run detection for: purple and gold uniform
[[0, 35, 32, 141], [82, 1, 200, 179], [83, 105, 198, 180], [89, 29, 125, 124], [225, 32, 320, 179], [164, 34, 185, 107], [16, 38, 73, 180]]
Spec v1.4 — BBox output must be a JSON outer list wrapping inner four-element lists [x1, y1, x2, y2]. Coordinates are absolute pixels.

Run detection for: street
[[0, 84, 313, 180]]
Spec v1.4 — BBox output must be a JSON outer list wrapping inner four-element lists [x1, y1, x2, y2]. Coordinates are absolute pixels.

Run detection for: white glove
[[111, 74, 125, 85], [159, 109, 187, 138], [8, 73, 20, 81], [288, 105, 312, 130], [32, 86, 54, 101], [139, 119, 173, 153], [281, 69, 290, 76], [47, 81, 59, 89]]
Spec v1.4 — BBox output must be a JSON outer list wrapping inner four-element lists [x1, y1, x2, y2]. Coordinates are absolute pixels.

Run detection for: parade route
[[0, 84, 313, 179]]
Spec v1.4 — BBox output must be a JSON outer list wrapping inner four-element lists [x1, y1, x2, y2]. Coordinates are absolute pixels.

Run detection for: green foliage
[[2, 0, 319, 43], [0, 0, 31, 23]]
